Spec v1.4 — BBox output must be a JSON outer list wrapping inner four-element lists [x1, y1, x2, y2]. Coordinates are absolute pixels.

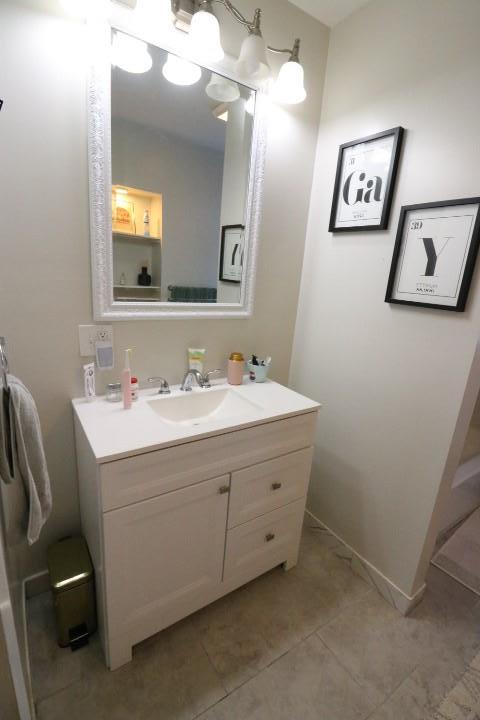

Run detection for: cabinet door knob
[[218, 485, 230, 495], [265, 532, 275, 542], [271, 482, 282, 490]]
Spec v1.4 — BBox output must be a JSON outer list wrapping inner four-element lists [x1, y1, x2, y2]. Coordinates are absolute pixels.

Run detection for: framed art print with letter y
[[385, 197, 480, 311], [329, 127, 404, 232]]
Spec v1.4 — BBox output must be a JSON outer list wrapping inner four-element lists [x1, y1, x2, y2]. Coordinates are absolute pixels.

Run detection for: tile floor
[[28, 517, 480, 720]]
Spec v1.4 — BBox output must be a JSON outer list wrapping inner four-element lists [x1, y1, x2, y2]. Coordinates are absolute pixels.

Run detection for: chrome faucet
[[180, 369, 203, 392], [202, 369, 222, 388], [147, 376, 171, 395], [180, 369, 223, 391]]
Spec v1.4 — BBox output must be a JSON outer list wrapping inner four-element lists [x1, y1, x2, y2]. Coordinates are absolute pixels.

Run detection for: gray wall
[[291, 0, 480, 597], [0, 0, 329, 579]]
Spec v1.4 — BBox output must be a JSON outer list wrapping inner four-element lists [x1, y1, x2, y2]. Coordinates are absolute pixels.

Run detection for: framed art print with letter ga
[[385, 197, 480, 312], [329, 127, 404, 232], [219, 224, 245, 283]]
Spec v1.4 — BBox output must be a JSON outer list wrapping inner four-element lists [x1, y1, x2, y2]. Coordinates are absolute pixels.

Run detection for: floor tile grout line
[[33, 677, 80, 707], [191, 532, 379, 718], [197, 634, 230, 699], [315, 633, 382, 698], [319, 629, 425, 720], [194, 596, 393, 720], [193, 626, 339, 719], [362, 664, 421, 720]]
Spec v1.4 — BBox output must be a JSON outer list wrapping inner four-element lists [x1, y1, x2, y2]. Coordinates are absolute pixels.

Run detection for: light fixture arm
[[198, 0, 262, 34], [268, 38, 301, 63]]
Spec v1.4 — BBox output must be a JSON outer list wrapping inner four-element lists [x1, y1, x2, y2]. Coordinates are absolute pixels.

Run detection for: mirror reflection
[[111, 38, 255, 305]]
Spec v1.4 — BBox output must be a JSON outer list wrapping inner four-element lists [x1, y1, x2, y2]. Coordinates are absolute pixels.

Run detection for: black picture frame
[[385, 197, 480, 312], [219, 224, 245, 283], [329, 126, 404, 233]]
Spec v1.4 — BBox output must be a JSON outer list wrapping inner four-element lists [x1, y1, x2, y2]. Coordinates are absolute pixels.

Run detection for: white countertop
[[72, 378, 320, 464]]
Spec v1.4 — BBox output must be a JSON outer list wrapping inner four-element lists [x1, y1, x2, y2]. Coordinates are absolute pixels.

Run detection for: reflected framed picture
[[385, 197, 480, 312], [219, 224, 245, 283], [329, 126, 404, 232], [112, 196, 136, 234]]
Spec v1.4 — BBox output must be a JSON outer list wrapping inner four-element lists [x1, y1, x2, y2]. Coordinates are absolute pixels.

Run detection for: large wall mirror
[[89, 24, 266, 319]]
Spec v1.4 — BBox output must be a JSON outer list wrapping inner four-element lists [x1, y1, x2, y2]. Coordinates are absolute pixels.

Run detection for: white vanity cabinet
[[74, 384, 319, 671]]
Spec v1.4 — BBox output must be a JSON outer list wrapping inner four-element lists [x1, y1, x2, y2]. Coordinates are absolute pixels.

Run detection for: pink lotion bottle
[[122, 349, 132, 410]]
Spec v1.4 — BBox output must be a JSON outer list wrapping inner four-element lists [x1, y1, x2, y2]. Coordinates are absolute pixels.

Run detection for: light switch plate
[[78, 325, 114, 357]]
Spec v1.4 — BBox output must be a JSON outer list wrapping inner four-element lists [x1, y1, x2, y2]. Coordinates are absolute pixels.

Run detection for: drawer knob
[[218, 485, 230, 495], [271, 482, 282, 491], [265, 533, 275, 542]]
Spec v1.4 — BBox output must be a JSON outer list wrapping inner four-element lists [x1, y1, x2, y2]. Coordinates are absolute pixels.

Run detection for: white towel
[[0, 375, 52, 545]]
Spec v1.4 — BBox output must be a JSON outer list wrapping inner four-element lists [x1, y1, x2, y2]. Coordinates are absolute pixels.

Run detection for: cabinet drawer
[[223, 499, 305, 585], [101, 412, 317, 511], [228, 447, 313, 528]]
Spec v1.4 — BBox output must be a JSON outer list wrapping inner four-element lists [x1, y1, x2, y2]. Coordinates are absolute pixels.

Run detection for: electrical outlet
[[78, 325, 114, 357]]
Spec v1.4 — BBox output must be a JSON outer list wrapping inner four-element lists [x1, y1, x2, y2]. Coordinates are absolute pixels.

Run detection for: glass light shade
[[189, 10, 224, 63], [235, 34, 270, 81], [162, 54, 202, 86], [111, 32, 153, 74], [245, 93, 255, 116], [206, 73, 240, 103], [272, 60, 307, 105]]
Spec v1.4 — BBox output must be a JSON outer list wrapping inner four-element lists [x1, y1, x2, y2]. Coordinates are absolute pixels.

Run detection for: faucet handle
[[147, 377, 171, 395], [202, 369, 223, 389]]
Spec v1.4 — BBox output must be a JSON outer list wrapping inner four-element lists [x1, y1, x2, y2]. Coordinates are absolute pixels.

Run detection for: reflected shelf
[[113, 231, 162, 243], [113, 285, 161, 289]]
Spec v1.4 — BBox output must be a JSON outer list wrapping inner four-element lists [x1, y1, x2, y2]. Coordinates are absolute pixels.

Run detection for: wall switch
[[78, 325, 114, 357]]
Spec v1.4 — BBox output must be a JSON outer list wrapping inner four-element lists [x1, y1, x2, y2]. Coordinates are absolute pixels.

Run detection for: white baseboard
[[305, 509, 426, 615]]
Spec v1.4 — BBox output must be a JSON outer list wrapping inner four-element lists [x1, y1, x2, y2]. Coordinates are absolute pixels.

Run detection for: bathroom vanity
[[73, 380, 319, 670]]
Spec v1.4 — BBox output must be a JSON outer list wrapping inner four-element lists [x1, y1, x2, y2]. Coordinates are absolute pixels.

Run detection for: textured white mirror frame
[[87, 19, 267, 320]]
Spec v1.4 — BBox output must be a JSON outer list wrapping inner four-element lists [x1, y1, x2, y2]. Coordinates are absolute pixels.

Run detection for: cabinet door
[[103, 475, 229, 648]]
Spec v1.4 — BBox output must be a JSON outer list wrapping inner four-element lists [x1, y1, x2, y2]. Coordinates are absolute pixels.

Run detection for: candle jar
[[227, 352, 244, 386]]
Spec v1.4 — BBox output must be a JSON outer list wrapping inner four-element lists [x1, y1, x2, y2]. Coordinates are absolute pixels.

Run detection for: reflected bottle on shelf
[[143, 209, 150, 237], [138, 266, 152, 286]]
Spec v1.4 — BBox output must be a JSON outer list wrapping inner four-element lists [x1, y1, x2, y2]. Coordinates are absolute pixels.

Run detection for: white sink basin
[[148, 388, 262, 427]]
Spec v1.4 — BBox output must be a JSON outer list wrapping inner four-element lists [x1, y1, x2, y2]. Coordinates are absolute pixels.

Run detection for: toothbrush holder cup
[[247, 362, 270, 383]]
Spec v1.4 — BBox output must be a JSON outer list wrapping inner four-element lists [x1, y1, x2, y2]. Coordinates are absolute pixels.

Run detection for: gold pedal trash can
[[47, 536, 97, 650]]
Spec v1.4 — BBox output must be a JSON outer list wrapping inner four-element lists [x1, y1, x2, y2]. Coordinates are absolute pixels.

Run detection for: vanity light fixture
[[245, 92, 255, 115], [170, 0, 307, 103], [162, 53, 202, 85], [206, 73, 240, 102], [111, 31, 153, 73], [188, 1, 224, 62], [270, 39, 307, 105], [234, 9, 270, 81]]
